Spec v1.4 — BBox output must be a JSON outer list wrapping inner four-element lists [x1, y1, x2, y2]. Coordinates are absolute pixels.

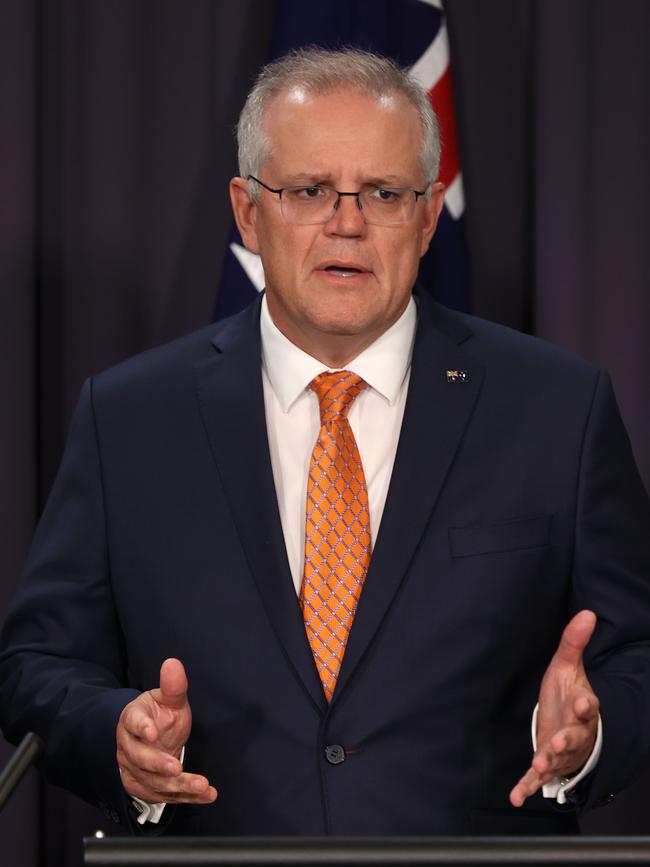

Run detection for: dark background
[[1, 1, 649, 864]]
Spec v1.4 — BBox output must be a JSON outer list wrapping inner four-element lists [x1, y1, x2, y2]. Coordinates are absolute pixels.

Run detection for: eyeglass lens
[[280, 186, 417, 225]]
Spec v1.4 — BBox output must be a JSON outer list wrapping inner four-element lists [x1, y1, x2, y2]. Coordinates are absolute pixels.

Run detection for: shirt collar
[[260, 294, 416, 412]]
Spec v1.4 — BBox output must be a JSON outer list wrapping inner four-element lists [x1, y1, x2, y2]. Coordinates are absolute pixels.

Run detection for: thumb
[[158, 657, 189, 710], [553, 609, 597, 668]]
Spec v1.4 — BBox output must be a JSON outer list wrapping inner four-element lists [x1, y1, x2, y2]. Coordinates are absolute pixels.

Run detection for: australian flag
[[214, 0, 470, 320]]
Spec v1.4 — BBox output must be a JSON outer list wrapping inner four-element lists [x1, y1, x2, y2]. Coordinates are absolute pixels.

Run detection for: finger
[[549, 714, 598, 756], [573, 690, 599, 722], [509, 766, 545, 807], [531, 745, 572, 779], [551, 610, 597, 668], [158, 658, 189, 711], [121, 773, 218, 806], [533, 744, 572, 778], [120, 703, 159, 744], [156, 785, 218, 806], [534, 720, 598, 779], [120, 766, 217, 803], [117, 739, 183, 777], [549, 730, 571, 754]]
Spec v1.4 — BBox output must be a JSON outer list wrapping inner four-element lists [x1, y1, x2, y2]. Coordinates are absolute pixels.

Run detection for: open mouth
[[319, 263, 370, 278]]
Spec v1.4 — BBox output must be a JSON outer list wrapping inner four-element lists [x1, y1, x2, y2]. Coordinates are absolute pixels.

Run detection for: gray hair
[[237, 47, 440, 198]]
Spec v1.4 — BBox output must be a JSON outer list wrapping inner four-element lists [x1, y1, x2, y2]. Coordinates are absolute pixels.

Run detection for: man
[[1, 48, 649, 837]]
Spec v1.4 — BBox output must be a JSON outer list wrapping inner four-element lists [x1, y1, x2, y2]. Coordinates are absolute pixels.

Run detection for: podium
[[83, 836, 650, 865]]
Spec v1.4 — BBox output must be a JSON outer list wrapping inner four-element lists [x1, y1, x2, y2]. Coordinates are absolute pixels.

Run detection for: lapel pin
[[446, 369, 469, 383]]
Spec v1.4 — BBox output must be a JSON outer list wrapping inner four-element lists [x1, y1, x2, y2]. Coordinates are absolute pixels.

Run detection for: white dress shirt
[[136, 294, 599, 822], [260, 294, 415, 592]]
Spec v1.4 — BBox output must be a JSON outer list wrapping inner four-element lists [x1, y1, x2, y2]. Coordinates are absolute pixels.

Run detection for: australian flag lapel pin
[[446, 369, 469, 383]]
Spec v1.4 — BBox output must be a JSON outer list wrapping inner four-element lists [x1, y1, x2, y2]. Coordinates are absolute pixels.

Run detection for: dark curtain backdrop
[[1, 1, 648, 864]]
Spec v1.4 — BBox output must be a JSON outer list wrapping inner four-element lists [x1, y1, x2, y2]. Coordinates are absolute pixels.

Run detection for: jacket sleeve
[[0, 378, 143, 827], [574, 371, 650, 807]]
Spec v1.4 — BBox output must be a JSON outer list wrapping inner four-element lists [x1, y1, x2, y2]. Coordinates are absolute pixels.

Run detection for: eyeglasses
[[247, 175, 427, 226]]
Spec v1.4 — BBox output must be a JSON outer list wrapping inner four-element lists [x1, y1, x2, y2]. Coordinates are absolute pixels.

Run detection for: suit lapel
[[194, 300, 327, 714], [194, 293, 484, 713], [332, 294, 485, 704]]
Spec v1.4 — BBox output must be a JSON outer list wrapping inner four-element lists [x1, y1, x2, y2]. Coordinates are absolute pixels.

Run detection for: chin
[[309, 297, 380, 330], [312, 316, 384, 342]]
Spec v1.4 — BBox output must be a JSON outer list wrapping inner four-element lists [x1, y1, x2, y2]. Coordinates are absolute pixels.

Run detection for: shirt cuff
[[132, 797, 166, 825], [131, 746, 185, 825], [531, 703, 602, 805]]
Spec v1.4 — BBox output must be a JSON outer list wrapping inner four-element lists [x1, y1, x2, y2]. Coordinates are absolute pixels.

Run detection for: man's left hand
[[510, 609, 599, 807]]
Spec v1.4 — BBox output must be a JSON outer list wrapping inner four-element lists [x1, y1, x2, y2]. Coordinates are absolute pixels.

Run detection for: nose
[[324, 193, 366, 236]]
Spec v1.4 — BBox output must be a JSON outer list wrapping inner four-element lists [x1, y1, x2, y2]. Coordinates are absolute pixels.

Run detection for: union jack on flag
[[214, 0, 470, 320]]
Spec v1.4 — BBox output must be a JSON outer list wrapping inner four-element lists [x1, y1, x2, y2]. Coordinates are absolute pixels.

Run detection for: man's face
[[230, 87, 444, 363]]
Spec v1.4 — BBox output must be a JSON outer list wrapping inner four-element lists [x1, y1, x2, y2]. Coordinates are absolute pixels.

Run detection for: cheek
[[378, 236, 421, 280], [261, 234, 299, 277], [272, 230, 317, 273], [261, 234, 319, 302]]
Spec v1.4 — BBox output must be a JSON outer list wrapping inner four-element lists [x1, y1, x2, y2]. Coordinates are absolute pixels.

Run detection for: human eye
[[287, 185, 327, 201], [367, 187, 404, 204]]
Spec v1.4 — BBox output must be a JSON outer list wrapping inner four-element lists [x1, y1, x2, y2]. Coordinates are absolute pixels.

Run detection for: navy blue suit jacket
[[2, 290, 650, 836]]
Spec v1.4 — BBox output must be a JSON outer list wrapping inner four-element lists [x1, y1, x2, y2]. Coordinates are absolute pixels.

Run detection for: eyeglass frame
[[246, 174, 429, 225]]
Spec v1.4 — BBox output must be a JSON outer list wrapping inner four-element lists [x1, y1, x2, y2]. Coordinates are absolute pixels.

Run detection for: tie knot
[[310, 370, 367, 423]]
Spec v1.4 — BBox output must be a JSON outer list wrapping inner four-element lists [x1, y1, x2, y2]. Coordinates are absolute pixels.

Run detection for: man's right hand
[[116, 657, 217, 805]]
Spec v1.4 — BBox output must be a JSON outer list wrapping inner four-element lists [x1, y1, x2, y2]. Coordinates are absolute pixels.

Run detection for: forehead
[[261, 86, 423, 181]]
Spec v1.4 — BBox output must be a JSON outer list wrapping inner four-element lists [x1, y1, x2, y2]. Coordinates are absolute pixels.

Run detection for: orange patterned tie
[[300, 370, 372, 702]]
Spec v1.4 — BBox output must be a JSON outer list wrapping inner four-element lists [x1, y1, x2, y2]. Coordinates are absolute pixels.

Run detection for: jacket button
[[324, 744, 345, 765]]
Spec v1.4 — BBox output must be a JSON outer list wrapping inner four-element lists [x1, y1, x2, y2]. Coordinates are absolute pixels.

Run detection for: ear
[[419, 182, 446, 258], [229, 177, 261, 254]]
